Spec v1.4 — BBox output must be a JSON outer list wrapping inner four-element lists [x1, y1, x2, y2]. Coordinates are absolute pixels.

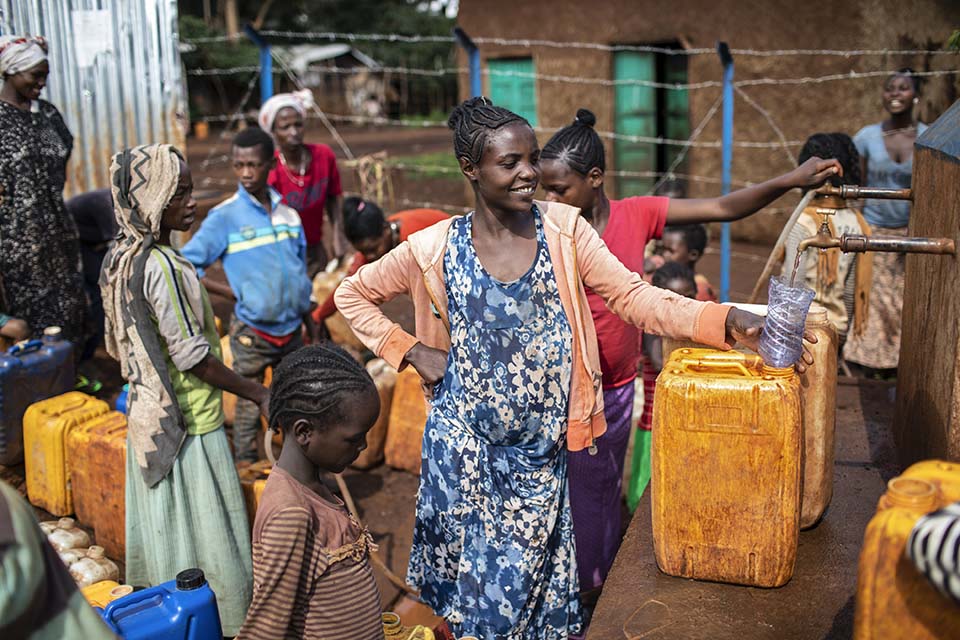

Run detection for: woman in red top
[[539, 108, 841, 597], [312, 197, 449, 324], [258, 90, 343, 277]]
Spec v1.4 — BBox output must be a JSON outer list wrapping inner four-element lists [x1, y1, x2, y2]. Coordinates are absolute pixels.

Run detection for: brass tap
[[816, 184, 913, 201], [797, 231, 955, 255], [797, 227, 840, 253]]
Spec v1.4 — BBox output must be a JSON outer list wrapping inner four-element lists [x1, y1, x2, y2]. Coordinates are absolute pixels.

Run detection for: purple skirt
[[567, 383, 634, 590]]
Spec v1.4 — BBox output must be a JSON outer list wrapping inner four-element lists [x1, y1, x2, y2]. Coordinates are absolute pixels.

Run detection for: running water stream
[[790, 248, 804, 287]]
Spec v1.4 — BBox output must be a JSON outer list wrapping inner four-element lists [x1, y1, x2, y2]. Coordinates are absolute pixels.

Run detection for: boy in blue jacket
[[183, 127, 317, 462]]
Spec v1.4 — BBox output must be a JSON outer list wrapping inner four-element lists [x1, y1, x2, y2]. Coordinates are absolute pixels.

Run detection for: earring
[[913, 98, 919, 104]]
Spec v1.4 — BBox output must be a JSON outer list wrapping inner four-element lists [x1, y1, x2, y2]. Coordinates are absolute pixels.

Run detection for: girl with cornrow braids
[[783, 132, 872, 348], [538, 109, 843, 586], [335, 97, 813, 639], [237, 343, 384, 640]]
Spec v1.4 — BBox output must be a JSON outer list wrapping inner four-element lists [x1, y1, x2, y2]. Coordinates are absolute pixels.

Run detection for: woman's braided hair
[[797, 132, 861, 187], [448, 96, 527, 165], [541, 108, 606, 175], [268, 343, 376, 433]]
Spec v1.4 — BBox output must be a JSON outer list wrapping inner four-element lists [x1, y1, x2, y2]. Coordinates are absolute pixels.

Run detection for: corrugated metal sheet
[[0, 0, 187, 197]]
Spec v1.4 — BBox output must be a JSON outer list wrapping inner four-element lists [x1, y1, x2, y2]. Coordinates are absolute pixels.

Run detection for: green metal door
[[614, 52, 657, 196], [488, 58, 537, 127], [662, 55, 690, 180]]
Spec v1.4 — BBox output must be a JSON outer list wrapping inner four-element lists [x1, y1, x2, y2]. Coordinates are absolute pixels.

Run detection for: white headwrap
[[0, 35, 47, 76], [257, 89, 314, 133]]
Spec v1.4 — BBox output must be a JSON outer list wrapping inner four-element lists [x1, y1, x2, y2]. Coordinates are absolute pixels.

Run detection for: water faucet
[[797, 209, 841, 253], [816, 184, 913, 201], [797, 186, 954, 256]]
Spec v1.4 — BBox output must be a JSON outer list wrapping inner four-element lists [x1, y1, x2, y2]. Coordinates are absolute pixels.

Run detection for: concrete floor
[[587, 380, 900, 640]]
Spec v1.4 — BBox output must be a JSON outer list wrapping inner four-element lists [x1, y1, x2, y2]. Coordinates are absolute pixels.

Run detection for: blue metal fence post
[[453, 27, 481, 97], [717, 42, 734, 302], [244, 24, 273, 102]]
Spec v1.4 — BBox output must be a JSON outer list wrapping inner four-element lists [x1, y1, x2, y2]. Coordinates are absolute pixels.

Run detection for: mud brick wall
[[456, 0, 960, 244]]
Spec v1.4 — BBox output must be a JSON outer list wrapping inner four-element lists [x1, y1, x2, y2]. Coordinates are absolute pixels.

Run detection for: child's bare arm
[[200, 276, 235, 301], [189, 355, 269, 418], [665, 157, 842, 224]]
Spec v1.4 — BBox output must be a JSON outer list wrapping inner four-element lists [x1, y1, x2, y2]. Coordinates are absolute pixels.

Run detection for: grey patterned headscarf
[[100, 143, 187, 486]]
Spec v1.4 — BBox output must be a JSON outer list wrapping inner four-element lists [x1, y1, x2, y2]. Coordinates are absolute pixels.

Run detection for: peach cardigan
[[335, 200, 732, 452]]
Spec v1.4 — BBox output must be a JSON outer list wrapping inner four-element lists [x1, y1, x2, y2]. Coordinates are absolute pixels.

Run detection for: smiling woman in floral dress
[[335, 97, 772, 639]]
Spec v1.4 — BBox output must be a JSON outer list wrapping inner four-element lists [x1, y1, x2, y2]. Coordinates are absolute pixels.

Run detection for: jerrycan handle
[[7, 339, 42, 356], [676, 352, 760, 377], [101, 586, 166, 631]]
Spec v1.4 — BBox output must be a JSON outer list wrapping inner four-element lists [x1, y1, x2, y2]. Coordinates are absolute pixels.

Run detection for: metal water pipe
[[454, 27, 482, 98], [244, 24, 273, 102]]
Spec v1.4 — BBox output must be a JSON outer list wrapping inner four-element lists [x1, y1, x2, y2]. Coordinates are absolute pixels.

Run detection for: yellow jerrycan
[[67, 411, 128, 559], [384, 367, 429, 475], [798, 307, 838, 529], [24, 391, 110, 516], [238, 460, 273, 528], [652, 348, 803, 588], [663, 304, 839, 530], [352, 358, 398, 470], [853, 460, 960, 639]]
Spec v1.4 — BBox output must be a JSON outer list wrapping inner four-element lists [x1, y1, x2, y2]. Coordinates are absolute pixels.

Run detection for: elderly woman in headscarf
[[100, 144, 269, 636], [258, 89, 344, 276], [0, 35, 85, 348]]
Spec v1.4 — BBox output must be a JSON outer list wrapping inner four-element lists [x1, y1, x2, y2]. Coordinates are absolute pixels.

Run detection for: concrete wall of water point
[[456, 0, 960, 244], [0, 0, 187, 198]]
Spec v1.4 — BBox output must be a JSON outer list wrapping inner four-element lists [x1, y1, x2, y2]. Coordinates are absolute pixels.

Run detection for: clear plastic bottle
[[759, 277, 816, 368]]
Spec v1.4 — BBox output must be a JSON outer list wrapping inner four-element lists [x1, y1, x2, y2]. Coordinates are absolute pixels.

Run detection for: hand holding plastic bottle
[[725, 307, 817, 373]]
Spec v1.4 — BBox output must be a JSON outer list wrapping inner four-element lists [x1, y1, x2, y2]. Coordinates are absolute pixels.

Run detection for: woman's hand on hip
[[404, 342, 448, 385]]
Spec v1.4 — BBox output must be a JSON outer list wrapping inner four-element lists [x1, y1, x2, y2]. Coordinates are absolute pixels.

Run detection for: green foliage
[[948, 30, 960, 52], [179, 1, 457, 118], [179, 15, 258, 72], [388, 150, 462, 180]]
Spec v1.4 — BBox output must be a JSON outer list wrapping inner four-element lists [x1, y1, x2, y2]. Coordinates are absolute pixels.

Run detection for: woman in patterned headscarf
[[101, 144, 269, 636], [0, 35, 85, 348]]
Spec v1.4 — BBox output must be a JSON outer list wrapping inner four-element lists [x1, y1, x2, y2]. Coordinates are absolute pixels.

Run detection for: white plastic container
[[68, 546, 120, 588], [45, 517, 91, 552]]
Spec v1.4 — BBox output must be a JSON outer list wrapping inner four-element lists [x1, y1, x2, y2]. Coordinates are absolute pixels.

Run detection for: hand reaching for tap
[[788, 156, 844, 190]]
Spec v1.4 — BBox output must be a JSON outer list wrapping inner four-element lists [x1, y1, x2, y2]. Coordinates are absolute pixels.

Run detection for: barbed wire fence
[[182, 29, 960, 214]]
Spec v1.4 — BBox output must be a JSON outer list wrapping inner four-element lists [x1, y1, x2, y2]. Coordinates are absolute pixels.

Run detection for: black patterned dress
[[0, 99, 85, 346]]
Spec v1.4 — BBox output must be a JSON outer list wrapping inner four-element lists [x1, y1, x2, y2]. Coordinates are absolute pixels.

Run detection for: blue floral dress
[[407, 208, 583, 639]]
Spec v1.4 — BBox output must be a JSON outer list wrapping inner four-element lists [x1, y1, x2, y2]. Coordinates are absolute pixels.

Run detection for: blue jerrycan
[[101, 569, 222, 639], [0, 327, 74, 465], [115, 384, 130, 414]]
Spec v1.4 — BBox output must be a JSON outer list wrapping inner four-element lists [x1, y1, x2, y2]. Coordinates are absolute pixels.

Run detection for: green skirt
[[125, 428, 252, 636]]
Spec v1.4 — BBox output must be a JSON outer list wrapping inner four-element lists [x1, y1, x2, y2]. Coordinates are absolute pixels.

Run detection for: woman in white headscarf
[[258, 89, 344, 276], [0, 35, 85, 348]]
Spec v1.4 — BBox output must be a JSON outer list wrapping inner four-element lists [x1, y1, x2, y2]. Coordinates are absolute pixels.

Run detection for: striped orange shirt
[[237, 466, 384, 640]]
